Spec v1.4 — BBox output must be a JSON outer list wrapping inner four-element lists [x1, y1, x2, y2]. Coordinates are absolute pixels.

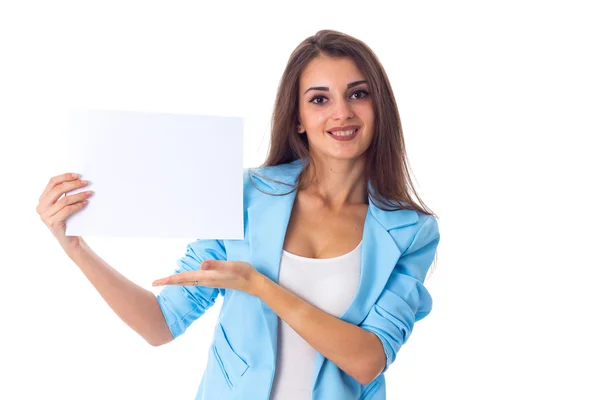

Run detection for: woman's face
[[297, 55, 375, 163]]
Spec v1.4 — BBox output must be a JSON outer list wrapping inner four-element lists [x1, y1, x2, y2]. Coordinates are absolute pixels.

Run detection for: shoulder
[[245, 159, 304, 184], [242, 159, 304, 200], [376, 207, 439, 252], [402, 212, 439, 250]]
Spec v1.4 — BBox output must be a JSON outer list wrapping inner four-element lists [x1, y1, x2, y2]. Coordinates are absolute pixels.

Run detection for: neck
[[301, 154, 368, 211]]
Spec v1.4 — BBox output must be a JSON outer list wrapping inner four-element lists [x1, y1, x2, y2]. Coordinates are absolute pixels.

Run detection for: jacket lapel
[[247, 161, 302, 361], [311, 197, 421, 390]]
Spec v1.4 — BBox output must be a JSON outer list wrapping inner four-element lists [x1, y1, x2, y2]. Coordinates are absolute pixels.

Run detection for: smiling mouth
[[327, 127, 360, 141], [327, 128, 359, 137]]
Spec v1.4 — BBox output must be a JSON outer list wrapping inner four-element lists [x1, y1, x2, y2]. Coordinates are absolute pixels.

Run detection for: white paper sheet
[[65, 109, 244, 239]]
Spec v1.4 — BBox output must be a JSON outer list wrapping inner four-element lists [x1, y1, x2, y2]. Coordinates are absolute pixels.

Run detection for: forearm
[[66, 238, 173, 346], [254, 274, 385, 385]]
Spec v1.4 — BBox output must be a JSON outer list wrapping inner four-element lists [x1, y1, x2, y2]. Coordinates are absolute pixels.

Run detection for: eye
[[308, 90, 369, 105], [350, 89, 369, 99], [309, 95, 328, 105]]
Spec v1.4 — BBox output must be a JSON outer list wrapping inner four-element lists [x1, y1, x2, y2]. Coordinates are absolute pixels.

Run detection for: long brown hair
[[252, 29, 436, 219]]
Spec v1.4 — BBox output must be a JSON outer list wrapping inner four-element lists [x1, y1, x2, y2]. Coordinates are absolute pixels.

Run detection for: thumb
[[201, 260, 224, 270], [201, 260, 213, 270]]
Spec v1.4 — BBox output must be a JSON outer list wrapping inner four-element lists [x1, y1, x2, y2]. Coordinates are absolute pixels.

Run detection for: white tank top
[[269, 241, 362, 400]]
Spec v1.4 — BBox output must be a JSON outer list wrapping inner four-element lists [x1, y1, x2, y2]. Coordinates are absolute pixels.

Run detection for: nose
[[331, 99, 354, 120]]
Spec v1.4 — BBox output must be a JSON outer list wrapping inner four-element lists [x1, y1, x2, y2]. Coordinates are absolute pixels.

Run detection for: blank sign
[[65, 109, 244, 239]]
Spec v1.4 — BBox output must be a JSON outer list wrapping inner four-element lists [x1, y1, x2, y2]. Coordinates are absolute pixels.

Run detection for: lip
[[328, 125, 361, 133], [327, 127, 360, 142]]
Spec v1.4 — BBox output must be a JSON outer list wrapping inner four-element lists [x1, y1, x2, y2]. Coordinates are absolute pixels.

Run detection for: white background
[[1, 1, 599, 399]]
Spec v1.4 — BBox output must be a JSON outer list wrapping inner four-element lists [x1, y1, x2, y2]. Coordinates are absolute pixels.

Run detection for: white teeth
[[330, 129, 356, 136]]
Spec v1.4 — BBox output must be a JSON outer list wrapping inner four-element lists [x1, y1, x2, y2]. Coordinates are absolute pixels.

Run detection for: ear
[[297, 124, 306, 134]]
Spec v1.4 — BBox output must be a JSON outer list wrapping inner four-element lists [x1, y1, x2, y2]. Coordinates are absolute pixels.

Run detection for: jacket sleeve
[[359, 215, 440, 374], [155, 239, 227, 339]]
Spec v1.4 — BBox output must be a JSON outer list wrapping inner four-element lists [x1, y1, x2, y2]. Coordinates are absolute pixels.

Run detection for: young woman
[[37, 30, 440, 400]]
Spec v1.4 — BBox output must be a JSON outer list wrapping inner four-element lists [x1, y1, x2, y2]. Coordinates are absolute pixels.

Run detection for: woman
[[37, 30, 440, 400]]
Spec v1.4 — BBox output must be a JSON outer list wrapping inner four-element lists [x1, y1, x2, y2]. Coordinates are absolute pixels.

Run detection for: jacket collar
[[249, 158, 419, 230]]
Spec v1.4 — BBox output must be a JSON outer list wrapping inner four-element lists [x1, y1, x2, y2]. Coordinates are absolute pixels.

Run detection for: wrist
[[250, 271, 270, 298], [63, 237, 87, 260]]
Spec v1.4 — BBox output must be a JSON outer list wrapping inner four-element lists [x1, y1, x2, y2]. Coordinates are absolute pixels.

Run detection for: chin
[[328, 152, 365, 161]]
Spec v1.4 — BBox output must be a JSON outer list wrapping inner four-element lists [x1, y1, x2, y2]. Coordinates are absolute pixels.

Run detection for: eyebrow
[[303, 80, 368, 95]]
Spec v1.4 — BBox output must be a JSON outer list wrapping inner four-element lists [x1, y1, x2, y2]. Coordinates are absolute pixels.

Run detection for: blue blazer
[[156, 159, 440, 400]]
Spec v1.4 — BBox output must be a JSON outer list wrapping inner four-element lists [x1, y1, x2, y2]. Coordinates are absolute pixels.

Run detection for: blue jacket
[[156, 158, 440, 400]]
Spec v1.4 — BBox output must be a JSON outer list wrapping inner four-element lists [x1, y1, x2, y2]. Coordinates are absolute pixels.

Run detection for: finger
[[201, 260, 231, 270], [200, 260, 213, 269], [152, 277, 202, 286], [46, 200, 89, 227], [41, 173, 81, 198], [153, 270, 219, 286], [40, 178, 89, 210], [44, 190, 93, 219], [154, 271, 198, 285]]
